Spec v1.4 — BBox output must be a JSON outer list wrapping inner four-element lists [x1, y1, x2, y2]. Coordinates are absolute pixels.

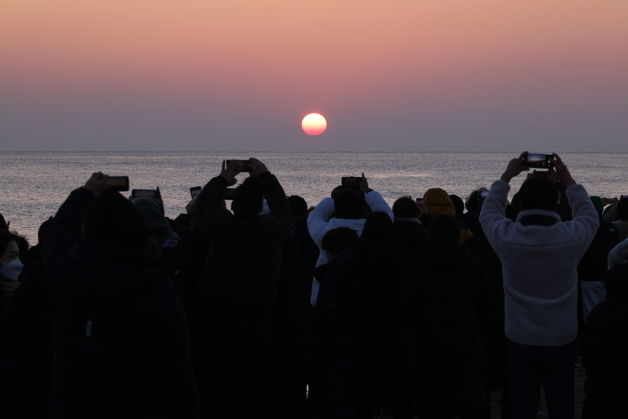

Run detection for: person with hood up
[[43, 172, 199, 419]]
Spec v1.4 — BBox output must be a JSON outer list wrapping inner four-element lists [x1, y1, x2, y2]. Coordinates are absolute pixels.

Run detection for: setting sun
[[301, 113, 327, 136]]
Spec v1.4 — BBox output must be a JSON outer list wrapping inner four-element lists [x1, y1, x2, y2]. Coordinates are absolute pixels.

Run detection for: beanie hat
[[423, 188, 455, 217], [590, 196, 604, 216]]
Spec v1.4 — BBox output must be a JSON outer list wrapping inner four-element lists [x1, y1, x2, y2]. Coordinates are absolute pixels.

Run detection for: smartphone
[[190, 186, 201, 199], [223, 188, 237, 200], [524, 153, 554, 169], [104, 176, 129, 192], [225, 160, 252, 172], [131, 189, 159, 199], [341, 176, 362, 189]]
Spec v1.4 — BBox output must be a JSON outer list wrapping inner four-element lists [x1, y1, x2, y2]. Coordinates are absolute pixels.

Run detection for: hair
[[333, 188, 364, 219], [288, 195, 308, 217], [393, 196, 419, 219], [321, 227, 359, 257], [517, 177, 559, 211], [427, 214, 460, 246], [0, 230, 16, 259], [83, 190, 146, 251], [231, 177, 264, 217], [0, 213, 7, 231], [465, 189, 486, 213], [38, 217, 53, 244], [449, 194, 464, 218], [617, 198, 628, 221]]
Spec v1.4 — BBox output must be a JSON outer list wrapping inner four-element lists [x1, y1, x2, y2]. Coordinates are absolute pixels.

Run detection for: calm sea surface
[[1, 151, 626, 243]]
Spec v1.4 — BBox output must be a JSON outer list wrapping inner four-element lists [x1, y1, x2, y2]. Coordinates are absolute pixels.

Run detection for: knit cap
[[608, 238, 628, 270], [423, 188, 456, 217]]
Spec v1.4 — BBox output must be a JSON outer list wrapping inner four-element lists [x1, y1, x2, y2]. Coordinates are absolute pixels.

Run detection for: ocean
[[1, 151, 626, 244]]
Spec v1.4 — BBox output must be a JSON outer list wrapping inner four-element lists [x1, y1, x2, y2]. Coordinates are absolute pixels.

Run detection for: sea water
[[1, 151, 626, 243]]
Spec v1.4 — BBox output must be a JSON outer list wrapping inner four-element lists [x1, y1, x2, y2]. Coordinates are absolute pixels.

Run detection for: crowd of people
[[0, 154, 627, 419]]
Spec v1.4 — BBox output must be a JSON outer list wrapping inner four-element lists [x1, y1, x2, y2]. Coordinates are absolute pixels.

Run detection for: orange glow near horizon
[[302, 113, 327, 136]]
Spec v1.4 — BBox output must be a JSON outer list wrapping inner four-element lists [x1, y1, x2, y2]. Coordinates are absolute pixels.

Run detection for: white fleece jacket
[[480, 180, 599, 346], [307, 191, 393, 305]]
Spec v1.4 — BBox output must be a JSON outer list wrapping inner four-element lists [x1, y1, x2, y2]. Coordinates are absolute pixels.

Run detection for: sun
[[301, 112, 327, 135]]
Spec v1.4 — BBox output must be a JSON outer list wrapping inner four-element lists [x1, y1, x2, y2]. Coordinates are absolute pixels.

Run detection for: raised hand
[[500, 152, 529, 183], [84, 172, 109, 195], [220, 160, 239, 186], [248, 158, 269, 178], [552, 153, 576, 187]]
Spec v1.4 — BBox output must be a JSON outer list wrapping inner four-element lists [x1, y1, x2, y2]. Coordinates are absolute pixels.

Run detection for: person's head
[[0, 230, 20, 264], [393, 196, 419, 219], [288, 195, 308, 217], [466, 188, 487, 213], [132, 198, 170, 232], [422, 188, 455, 217], [449, 194, 464, 218], [38, 217, 53, 245], [333, 188, 364, 219], [427, 214, 460, 246], [231, 177, 264, 217], [617, 197, 628, 221], [83, 190, 146, 251], [517, 177, 560, 211], [321, 227, 359, 258]]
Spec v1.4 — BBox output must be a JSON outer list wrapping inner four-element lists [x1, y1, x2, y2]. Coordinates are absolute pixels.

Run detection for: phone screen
[[105, 176, 129, 192], [132, 189, 158, 199]]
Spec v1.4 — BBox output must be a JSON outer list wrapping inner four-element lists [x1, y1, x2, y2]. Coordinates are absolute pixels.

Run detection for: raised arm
[[193, 161, 238, 238], [479, 155, 527, 253], [554, 155, 599, 253], [251, 159, 293, 240], [307, 198, 336, 248], [357, 174, 393, 221], [43, 173, 108, 273]]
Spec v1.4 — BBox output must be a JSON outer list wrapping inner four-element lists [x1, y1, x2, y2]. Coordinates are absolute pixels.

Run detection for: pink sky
[[2, 0, 628, 151]]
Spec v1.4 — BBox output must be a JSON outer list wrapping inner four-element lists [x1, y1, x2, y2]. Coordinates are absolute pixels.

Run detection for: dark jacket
[[195, 173, 291, 306], [578, 218, 620, 282], [402, 244, 496, 417], [582, 264, 628, 419], [44, 188, 199, 419], [392, 219, 427, 262]]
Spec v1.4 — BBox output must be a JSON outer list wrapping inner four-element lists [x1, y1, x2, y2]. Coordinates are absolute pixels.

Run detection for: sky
[[2, 0, 628, 152]]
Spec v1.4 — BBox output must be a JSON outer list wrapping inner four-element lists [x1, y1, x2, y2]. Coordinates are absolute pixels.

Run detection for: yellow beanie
[[423, 188, 456, 217]]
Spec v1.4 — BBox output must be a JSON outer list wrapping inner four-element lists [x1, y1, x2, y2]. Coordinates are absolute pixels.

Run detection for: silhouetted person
[[480, 153, 598, 419], [338, 212, 412, 419], [308, 177, 392, 305], [612, 197, 628, 239], [582, 240, 628, 419], [310, 227, 359, 419], [392, 196, 427, 262], [193, 159, 291, 419], [578, 196, 620, 321], [403, 215, 495, 419], [43, 173, 199, 419]]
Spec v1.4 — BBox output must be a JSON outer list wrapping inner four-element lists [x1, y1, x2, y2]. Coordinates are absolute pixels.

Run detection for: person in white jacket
[[480, 153, 598, 419], [307, 176, 393, 305]]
